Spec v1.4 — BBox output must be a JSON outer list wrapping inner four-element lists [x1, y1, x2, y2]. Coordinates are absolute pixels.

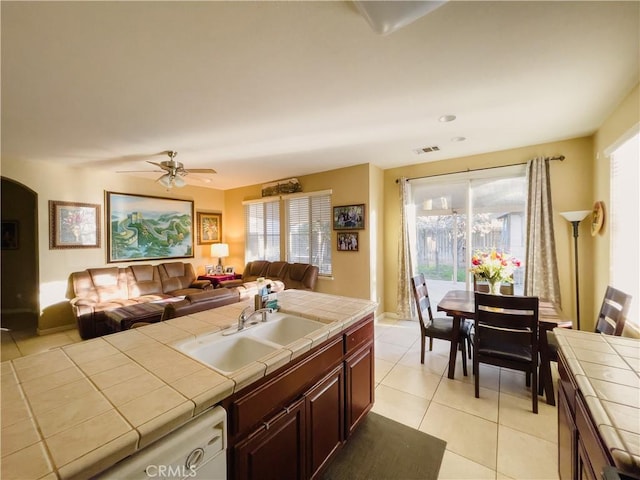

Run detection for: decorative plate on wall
[[591, 201, 605, 236]]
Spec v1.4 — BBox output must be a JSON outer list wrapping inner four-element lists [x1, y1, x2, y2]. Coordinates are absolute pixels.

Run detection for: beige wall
[[223, 164, 373, 302], [1, 156, 225, 332], [368, 164, 385, 316], [383, 137, 595, 325], [592, 83, 639, 334]]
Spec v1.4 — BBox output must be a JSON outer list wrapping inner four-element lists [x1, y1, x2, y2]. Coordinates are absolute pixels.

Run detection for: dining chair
[[411, 274, 470, 376], [473, 292, 540, 413], [539, 286, 632, 402]]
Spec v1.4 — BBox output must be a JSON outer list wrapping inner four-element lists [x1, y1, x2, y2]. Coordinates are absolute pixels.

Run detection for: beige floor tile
[[374, 339, 411, 363], [438, 450, 496, 479], [433, 378, 499, 422], [420, 402, 498, 470], [380, 363, 442, 400], [456, 363, 501, 392], [1, 335, 22, 362], [397, 346, 450, 376], [374, 323, 419, 348], [372, 383, 430, 428], [498, 392, 558, 443], [374, 357, 395, 383], [499, 369, 534, 400], [496, 424, 558, 480]]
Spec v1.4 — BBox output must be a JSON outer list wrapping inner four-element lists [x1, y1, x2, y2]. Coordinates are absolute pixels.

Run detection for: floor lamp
[[559, 210, 591, 330]]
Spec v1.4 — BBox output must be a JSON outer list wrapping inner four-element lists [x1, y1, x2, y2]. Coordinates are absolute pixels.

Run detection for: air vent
[[414, 145, 440, 155]]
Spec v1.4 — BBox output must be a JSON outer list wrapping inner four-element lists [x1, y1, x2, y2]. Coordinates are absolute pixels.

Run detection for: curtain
[[524, 157, 561, 305], [396, 177, 415, 319]]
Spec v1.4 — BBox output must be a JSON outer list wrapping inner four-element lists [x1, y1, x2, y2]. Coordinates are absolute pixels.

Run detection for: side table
[[197, 274, 241, 288]]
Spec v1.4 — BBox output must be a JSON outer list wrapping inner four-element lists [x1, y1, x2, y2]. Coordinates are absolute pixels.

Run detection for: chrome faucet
[[237, 306, 274, 331]]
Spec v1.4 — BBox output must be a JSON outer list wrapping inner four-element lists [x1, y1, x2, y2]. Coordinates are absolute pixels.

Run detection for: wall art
[[49, 201, 100, 249], [106, 191, 193, 262]]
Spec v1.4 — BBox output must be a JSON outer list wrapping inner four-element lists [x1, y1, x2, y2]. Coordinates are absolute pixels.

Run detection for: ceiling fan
[[118, 151, 217, 189]]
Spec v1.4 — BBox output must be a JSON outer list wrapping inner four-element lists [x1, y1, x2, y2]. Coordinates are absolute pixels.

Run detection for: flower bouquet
[[470, 249, 521, 295]]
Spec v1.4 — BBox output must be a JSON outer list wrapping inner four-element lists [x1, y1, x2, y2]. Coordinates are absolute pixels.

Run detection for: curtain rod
[[395, 155, 565, 183]]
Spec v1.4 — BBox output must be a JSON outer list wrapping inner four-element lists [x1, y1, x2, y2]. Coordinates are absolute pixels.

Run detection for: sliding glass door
[[410, 165, 527, 297]]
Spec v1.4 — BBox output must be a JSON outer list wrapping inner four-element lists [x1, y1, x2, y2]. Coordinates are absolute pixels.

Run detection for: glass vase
[[488, 280, 501, 295]]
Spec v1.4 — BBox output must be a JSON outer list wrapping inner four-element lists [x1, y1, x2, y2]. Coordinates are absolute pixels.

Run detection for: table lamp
[[559, 210, 591, 330], [210, 243, 229, 270]]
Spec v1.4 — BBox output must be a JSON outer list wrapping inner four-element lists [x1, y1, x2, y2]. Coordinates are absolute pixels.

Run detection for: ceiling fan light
[[157, 174, 172, 188], [173, 175, 186, 187]]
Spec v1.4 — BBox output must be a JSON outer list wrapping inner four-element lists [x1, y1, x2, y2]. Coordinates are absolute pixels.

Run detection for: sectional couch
[[67, 262, 217, 339], [218, 260, 319, 298]]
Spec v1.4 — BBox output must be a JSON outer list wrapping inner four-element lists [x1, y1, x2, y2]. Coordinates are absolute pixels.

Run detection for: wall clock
[[591, 201, 605, 236]]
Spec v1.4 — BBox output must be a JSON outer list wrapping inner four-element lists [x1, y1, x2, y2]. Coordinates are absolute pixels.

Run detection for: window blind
[[244, 199, 280, 262]]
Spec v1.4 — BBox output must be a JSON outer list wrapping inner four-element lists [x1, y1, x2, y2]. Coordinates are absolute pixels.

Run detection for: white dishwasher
[[97, 405, 227, 480]]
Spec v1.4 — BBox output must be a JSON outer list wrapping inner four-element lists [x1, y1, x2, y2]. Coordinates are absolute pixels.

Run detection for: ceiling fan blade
[[186, 168, 217, 174], [147, 160, 171, 171], [116, 169, 165, 173]]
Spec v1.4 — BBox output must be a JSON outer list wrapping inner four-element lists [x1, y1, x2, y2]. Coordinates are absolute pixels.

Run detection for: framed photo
[[106, 191, 193, 262], [49, 201, 100, 249], [333, 204, 365, 230], [1, 220, 19, 250], [337, 232, 359, 251], [197, 212, 222, 245], [205, 264, 215, 275], [214, 265, 224, 274], [224, 266, 235, 275]]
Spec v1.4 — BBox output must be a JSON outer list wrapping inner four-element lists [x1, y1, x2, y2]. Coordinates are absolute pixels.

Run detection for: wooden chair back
[[594, 286, 632, 336]]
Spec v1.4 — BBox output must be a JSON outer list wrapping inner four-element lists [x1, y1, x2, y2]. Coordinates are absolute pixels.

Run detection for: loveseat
[[218, 260, 319, 299], [67, 262, 213, 339]]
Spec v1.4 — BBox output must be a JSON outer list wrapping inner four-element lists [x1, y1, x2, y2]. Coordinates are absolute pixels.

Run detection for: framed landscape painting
[[49, 201, 100, 249], [106, 191, 194, 262]]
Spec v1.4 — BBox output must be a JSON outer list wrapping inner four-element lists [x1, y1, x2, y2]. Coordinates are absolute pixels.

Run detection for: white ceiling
[[2, 1, 638, 190]]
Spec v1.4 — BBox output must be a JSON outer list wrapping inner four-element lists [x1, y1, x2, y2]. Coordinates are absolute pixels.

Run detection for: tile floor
[[373, 316, 560, 480], [1, 313, 560, 480]]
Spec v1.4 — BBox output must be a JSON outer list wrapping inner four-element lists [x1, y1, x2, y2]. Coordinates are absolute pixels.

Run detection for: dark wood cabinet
[[225, 314, 374, 480], [557, 350, 615, 480], [234, 398, 306, 480], [305, 365, 344, 479]]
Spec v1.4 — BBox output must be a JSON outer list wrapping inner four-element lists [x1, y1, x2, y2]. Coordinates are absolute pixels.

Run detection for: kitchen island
[[1, 290, 377, 480], [555, 328, 640, 479]]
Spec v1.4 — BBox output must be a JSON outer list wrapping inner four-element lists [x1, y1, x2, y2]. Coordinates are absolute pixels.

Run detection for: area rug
[[321, 412, 447, 480]]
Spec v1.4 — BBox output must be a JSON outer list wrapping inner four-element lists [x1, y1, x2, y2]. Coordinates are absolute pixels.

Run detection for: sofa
[[67, 262, 214, 339], [218, 260, 319, 299], [161, 288, 241, 321]]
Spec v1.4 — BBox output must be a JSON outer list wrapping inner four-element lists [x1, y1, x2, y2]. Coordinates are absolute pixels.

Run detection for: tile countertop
[[1, 290, 377, 480], [554, 328, 640, 475]]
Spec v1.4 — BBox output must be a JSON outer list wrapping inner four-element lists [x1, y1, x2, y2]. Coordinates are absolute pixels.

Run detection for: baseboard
[[37, 324, 77, 336]]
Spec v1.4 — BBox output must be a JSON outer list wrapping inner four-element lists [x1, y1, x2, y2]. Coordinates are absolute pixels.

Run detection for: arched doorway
[[1, 177, 38, 332]]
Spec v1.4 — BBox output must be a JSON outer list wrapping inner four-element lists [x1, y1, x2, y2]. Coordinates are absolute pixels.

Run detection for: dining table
[[437, 289, 573, 405]]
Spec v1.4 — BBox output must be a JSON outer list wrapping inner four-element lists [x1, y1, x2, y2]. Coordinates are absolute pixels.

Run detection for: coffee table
[[104, 301, 180, 332]]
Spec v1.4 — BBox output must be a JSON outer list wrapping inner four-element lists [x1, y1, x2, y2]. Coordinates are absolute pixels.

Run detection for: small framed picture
[[333, 204, 365, 230], [214, 265, 224, 275], [197, 212, 222, 245], [205, 264, 215, 275], [1, 220, 19, 250], [225, 266, 235, 275], [337, 232, 359, 251], [49, 200, 100, 249]]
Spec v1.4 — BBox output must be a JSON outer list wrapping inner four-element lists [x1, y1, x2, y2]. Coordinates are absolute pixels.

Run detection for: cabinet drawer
[[344, 315, 374, 355], [576, 394, 612, 477], [232, 336, 343, 436]]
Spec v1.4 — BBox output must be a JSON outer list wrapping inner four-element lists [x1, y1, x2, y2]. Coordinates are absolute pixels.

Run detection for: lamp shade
[[210, 243, 229, 258], [559, 210, 590, 222]]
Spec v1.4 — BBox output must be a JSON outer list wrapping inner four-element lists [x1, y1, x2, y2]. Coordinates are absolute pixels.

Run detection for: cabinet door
[[234, 398, 306, 480], [557, 382, 577, 480], [345, 342, 374, 437], [305, 365, 344, 480]]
